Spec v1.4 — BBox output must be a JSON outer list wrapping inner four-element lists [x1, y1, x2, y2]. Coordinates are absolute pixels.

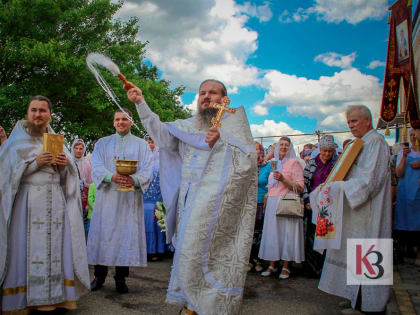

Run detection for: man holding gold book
[[316, 105, 392, 313], [87, 108, 153, 294], [127, 80, 257, 315], [0, 95, 90, 313]]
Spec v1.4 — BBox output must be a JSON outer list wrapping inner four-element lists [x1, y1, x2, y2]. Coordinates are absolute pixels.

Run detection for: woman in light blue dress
[[143, 138, 166, 261], [394, 130, 420, 261]]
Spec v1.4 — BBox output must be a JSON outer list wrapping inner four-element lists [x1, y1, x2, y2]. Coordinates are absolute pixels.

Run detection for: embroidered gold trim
[[1, 300, 77, 315], [64, 279, 75, 286], [3, 279, 74, 296], [2, 285, 27, 296]]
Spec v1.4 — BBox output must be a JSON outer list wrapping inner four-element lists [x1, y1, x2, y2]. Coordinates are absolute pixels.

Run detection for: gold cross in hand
[[209, 96, 236, 129]]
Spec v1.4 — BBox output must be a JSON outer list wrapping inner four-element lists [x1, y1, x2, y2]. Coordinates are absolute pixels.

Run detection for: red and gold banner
[[381, 0, 420, 129]]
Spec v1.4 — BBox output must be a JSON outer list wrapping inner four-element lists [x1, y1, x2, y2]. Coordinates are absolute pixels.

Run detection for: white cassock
[[87, 132, 153, 267], [135, 99, 257, 315], [0, 121, 90, 313], [318, 129, 392, 312]]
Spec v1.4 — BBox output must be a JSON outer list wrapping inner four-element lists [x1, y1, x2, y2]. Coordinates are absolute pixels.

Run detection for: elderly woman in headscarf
[[302, 134, 338, 277], [71, 138, 93, 232], [248, 142, 271, 272], [258, 136, 305, 279]]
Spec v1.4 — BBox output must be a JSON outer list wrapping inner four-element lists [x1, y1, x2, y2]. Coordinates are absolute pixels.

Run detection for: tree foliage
[[0, 0, 190, 150]]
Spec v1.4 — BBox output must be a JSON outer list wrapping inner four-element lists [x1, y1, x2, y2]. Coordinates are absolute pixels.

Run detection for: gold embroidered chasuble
[[135, 100, 257, 315]]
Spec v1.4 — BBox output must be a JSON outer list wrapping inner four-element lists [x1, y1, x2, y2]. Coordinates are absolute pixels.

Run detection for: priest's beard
[[197, 105, 218, 129], [24, 120, 48, 137]]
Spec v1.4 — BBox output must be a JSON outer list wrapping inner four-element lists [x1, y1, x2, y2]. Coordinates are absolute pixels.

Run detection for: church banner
[[381, 0, 420, 129]]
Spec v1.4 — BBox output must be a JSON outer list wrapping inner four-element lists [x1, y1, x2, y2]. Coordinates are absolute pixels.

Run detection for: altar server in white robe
[[87, 108, 153, 294], [0, 95, 90, 314], [127, 80, 257, 315], [317, 105, 392, 313]]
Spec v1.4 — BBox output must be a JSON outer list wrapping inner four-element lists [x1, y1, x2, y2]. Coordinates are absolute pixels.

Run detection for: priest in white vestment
[[317, 105, 392, 313], [0, 95, 90, 314], [127, 80, 258, 315], [87, 108, 153, 293]]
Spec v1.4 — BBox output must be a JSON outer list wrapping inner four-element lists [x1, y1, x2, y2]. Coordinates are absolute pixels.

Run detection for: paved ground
[[71, 259, 347, 315], [35, 259, 420, 315], [391, 262, 420, 315]]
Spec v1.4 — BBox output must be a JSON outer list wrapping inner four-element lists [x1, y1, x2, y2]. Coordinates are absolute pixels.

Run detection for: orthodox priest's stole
[[22, 167, 71, 304]]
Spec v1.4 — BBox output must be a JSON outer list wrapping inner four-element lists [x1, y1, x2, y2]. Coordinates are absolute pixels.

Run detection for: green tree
[[0, 0, 190, 150]]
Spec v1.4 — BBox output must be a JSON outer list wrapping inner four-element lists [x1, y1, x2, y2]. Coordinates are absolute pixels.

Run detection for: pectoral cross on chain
[[209, 96, 236, 129]]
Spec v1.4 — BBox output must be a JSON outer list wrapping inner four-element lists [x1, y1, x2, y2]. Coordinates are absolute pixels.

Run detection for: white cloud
[[175, 95, 184, 107], [278, 8, 309, 23], [251, 120, 358, 148], [251, 120, 318, 147], [253, 68, 382, 130], [227, 86, 238, 94], [114, 0, 386, 138], [249, 120, 355, 149], [253, 104, 269, 115], [284, 0, 387, 25], [367, 60, 386, 69], [184, 94, 199, 114], [236, 1, 273, 23], [309, 0, 387, 24], [115, 0, 260, 92], [314, 52, 357, 69], [292, 8, 310, 23], [278, 10, 292, 23]]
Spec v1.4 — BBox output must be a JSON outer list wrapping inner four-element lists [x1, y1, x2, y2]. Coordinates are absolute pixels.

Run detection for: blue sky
[[116, 0, 418, 148]]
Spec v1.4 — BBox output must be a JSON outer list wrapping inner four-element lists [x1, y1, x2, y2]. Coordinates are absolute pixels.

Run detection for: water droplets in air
[[86, 53, 142, 133]]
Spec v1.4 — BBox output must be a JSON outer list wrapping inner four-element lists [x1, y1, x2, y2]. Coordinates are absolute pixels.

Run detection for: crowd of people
[[392, 128, 420, 264], [0, 80, 419, 314], [0, 79, 257, 315], [252, 134, 341, 279], [250, 107, 420, 314]]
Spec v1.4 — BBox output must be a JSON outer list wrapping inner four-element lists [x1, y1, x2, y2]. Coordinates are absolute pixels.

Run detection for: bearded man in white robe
[[0, 95, 90, 314], [87, 108, 153, 294], [127, 79, 257, 315], [318, 105, 392, 313]]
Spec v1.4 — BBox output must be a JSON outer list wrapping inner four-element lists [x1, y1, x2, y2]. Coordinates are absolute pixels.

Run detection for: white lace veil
[[267, 137, 298, 188], [71, 138, 86, 162], [273, 137, 298, 172]]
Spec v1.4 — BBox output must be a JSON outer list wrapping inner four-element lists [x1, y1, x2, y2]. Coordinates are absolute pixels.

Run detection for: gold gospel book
[[325, 138, 364, 183], [43, 133, 64, 164]]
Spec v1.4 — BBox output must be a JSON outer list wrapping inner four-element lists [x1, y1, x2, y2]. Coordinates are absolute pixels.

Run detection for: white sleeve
[[135, 99, 178, 151]]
